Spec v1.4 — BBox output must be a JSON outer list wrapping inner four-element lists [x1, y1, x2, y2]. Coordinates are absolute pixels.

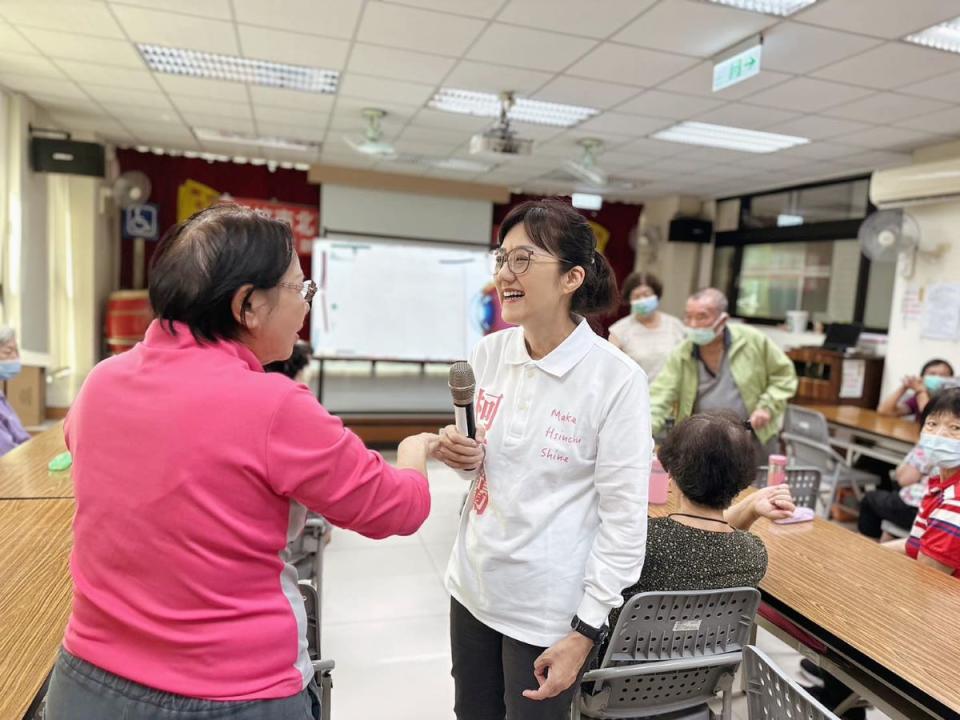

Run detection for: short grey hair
[[0, 325, 15, 347], [690, 288, 729, 314]]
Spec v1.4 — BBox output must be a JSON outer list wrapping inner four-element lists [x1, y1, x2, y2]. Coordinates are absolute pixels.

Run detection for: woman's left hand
[[522, 631, 594, 701], [752, 484, 795, 520]]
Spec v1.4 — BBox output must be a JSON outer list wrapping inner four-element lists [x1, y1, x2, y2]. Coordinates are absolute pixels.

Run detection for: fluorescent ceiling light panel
[[705, 0, 819, 16], [139, 44, 339, 93], [572, 193, 603, 210], [651, 122, 809, 153], [429, 89, 597, 128], [194, 128, 321, 152], [906, 17, 960, 54]]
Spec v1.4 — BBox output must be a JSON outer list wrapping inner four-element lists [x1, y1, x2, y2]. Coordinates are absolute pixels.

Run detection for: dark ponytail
[[497, 198, 618, 317]]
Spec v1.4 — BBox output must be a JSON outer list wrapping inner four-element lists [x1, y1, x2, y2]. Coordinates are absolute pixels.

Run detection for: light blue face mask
[[919, 433, 960, 472], [685, 326, 717, 346], [631, 296, 659, 317], [924, 375, 947, 393], [0, 360, 21, 382]]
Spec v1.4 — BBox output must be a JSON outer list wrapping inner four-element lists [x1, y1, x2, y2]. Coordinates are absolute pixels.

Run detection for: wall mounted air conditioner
[[870, 157, 960, 208]]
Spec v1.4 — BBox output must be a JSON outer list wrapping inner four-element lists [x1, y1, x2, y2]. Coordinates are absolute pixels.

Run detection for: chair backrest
[[581, 655, 740, 719], [582, 588, 760, 719], [299, 580, 322, 661], [782, 407, 841, 470], [755, 467, 822, 510], [744, 645, 840, 720], [784, 406, 831, 444], [603, 588, 761, 666]]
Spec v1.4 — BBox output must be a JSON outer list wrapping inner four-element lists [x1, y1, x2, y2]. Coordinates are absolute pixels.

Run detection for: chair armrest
[[313, 659, 335, 673], [582, 653, 742, 683]]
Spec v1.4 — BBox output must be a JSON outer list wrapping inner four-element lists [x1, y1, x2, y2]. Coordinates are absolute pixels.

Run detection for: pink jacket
[[63, 320, 430, 700]]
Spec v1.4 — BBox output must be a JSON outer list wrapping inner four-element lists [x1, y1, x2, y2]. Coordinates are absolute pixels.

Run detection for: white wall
[[2, 93, 51, 356], [45, 173, 114, 407], [321, 185, 493, 246], [883, 199, 960, 397], [1, 92, 115, 406]]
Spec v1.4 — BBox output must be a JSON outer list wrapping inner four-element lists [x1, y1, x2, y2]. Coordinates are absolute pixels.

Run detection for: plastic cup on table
[[649, 456, 670, 505]]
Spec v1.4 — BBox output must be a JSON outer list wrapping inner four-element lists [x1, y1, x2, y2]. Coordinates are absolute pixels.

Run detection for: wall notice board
[[310, 235, 505, 361]]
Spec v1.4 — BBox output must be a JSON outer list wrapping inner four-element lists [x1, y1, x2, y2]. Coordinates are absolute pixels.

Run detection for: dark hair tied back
[[497, 198, 618, 317]]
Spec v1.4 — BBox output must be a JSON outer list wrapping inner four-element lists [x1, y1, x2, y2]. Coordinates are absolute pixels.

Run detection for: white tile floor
[[320, 458, 889, 720]]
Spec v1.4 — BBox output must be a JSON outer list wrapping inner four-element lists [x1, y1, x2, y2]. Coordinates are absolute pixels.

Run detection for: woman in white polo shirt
[[435, 198, 651, 720]]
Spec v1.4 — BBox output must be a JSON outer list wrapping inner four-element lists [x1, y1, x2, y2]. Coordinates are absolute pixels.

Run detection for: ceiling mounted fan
[[563, 138, 609, 187], [343, 108, 396, 159]]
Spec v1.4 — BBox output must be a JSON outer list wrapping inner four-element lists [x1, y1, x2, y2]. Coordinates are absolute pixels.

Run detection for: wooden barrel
[[105, 290, 152, 355]]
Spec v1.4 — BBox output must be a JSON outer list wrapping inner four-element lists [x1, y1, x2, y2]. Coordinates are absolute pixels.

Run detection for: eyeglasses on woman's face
[[277, 279, 318, 304], [490, 247, 563, 276]]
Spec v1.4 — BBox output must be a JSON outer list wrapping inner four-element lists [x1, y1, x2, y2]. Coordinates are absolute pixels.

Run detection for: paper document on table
[[839, 358, 865, 399], [920, 283, 960, 341]]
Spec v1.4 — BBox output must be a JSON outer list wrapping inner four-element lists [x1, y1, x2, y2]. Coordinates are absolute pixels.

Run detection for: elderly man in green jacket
[[649, 288, 798, 460]]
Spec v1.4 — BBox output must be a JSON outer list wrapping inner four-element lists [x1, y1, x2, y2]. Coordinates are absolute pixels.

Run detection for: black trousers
[[857, 489, 918, 539], [450, 598, 591, 720]]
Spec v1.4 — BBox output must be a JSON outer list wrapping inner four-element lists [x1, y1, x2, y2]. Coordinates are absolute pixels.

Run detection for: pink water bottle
[[767, 454, 787, 486], [649, 455, 670, 505]]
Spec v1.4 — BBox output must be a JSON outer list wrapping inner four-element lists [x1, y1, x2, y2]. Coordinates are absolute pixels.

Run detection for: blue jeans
[[46, 649, 321, 720]]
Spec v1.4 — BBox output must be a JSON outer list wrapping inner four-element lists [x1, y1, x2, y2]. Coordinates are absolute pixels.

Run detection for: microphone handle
[[454, 403, 476, 440]]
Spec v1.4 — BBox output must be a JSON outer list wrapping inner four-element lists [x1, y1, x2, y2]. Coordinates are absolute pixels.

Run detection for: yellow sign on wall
[[176, 179, 221, 223], [588, 220, 610, 254]]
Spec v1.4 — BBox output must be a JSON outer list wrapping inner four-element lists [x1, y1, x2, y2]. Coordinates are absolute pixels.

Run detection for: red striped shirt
[[907, 468, 960, 577]]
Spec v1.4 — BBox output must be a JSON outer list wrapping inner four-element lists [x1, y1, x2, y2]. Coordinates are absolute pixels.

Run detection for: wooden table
[[0, 499, 74, 720], [0, 422, 73, 499], [794, 403, 919, 465], [650, 489, 960, 719]]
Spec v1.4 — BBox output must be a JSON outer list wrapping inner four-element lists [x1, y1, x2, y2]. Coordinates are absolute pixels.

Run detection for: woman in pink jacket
[[46, 205, 434, 720]]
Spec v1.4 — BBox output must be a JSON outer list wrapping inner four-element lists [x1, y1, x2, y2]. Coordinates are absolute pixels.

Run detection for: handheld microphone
[[448, 361, 477, 440]]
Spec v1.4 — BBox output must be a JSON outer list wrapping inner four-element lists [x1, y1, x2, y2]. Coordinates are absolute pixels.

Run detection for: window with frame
[[712, 177, 893, 332]]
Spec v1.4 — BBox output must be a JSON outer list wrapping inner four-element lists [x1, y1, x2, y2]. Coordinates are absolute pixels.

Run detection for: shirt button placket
[[511, 364, 534, 437]]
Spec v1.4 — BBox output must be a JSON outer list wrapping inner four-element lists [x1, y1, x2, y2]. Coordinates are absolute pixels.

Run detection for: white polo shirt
[[445, 318, 651, 647]]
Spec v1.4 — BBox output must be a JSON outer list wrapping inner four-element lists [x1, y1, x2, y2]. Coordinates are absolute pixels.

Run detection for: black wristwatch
[[571, 615, 608, 644]]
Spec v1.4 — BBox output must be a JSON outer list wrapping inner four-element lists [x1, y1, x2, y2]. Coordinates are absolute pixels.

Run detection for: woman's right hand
[[433, 423, 486, 471], [396, 432, 438, 476], [903, 374, 923, 393]]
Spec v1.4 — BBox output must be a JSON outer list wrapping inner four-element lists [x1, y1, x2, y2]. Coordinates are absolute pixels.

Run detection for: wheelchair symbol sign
[[123, 204, 159, 241]]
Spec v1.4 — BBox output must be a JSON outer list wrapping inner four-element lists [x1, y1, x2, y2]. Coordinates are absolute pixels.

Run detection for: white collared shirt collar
[[503, 316, 595, 378]]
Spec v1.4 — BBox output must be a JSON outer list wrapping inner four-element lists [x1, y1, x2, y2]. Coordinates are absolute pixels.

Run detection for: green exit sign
[[713, 43, 762, 92]]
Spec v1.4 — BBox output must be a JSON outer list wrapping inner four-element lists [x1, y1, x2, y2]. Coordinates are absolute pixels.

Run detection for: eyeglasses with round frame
[[490, 247, 564, 276]]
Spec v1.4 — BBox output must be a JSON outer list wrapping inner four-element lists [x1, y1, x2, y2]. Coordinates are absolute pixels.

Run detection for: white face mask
[[684, 325, 717, 346], [631, 296, 659, 317], [684, 313, 728, 346], [919, 433, 960, 472]]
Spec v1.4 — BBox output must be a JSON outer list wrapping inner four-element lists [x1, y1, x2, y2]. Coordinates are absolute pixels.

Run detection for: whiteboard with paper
[[310, 236, 498, 361]]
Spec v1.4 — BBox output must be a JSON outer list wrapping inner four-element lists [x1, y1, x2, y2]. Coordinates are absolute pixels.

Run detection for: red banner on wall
[[232, 197, 319, 255]]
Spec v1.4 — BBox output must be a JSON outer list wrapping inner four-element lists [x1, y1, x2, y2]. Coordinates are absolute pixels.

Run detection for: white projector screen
[[310, 235, 497, 361]]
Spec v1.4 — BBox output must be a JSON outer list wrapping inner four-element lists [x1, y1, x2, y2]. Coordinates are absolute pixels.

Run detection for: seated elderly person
[[884, 387, 960, 576], [0, 325, 30, 457], [605, 411, 791, 645], [877, 358, 953, 421], [858, 430, 931, 540]]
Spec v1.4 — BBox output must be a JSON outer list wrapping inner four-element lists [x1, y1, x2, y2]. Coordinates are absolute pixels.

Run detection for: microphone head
[[448, 361, 476, 406]]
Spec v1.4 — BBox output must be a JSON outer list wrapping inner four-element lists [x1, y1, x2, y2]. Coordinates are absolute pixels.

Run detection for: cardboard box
[[2, 365, 46, 427]]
